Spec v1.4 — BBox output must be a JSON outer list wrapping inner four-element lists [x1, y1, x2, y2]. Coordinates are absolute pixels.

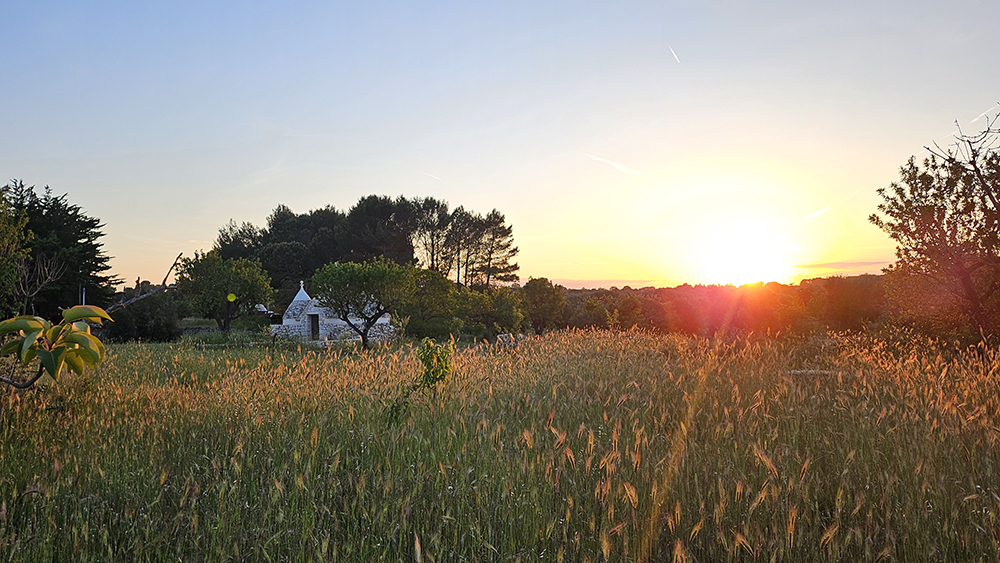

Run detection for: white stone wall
[[270, 298, 394, 343]]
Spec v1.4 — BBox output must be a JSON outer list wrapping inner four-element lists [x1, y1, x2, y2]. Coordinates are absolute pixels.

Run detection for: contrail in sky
[[803, 207, 828, 220], [422, 172, 443, 181], [840, 187, 864, 201], [970, 103, 999, 125], [583, 153, 641, 176], [669, 45, 681, 64]]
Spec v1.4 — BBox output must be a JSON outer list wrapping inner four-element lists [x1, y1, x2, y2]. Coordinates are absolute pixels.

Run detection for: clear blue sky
[[4, 1, 999, 287]]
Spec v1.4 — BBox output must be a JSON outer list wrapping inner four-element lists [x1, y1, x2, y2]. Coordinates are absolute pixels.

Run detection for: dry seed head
[[733, 531, 752, 556], [787, 506, 797, 548], [623, 482, 638, 508], [820, 523, 839, 549], [672, 539, 688, 563], [689, 519, 703, 540]]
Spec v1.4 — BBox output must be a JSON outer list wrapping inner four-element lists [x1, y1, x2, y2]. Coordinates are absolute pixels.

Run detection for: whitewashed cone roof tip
[[292, 280, 311, 302]]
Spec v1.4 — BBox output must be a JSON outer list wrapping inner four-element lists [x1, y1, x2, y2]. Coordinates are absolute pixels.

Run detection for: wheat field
[[0, 330, 998, 561]]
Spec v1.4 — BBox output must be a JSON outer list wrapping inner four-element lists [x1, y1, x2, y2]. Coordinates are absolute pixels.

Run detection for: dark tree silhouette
[[521, 277, 566, 335], [4, 180, 118, 319], [870, 117, 1000, 340], [339, 196, 414, 265], [475, 210, 519, 288], [410, 197, 454, 276]]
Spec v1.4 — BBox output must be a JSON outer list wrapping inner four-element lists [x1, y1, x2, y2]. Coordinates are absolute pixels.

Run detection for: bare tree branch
[[15, 254, 66, 314], [0, 363, 46, 389], [107, 253, 183, 314]]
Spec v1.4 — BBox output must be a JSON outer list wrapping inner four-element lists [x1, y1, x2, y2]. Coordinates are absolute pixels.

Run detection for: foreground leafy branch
[[0, 305, 112, 388]]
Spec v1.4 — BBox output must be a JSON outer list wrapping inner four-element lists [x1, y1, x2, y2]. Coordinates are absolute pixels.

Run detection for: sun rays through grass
[[1, 331, 998, 561]]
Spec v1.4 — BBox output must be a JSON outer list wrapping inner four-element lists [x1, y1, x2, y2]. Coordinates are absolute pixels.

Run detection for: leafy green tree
[[176, 251, 273, 332], [567, 294, 611, 329], [338, 196, 415, 265], [457, 286, 524, 342], [565, 289, 647, 331], [263, 204, 346, 273], [870, 120, 1000, 340], [398, 268, 461, 340], [214, 220, 264, 260], [312, 257, 416, 349], [0, 186, 29, 317], [521, 277, 566, 335], [799, 275, 886, 332], [4, 180, 118, 319], [256, 241, 310, 307]]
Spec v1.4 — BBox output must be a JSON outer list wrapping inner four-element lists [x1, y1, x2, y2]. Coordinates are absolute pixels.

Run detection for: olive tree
[[176, 251, 273, 332], [311, 257, 416, 349]]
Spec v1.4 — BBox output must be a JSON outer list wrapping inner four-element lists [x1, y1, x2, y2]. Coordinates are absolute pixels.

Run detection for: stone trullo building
[[269, 282, 394, 342]]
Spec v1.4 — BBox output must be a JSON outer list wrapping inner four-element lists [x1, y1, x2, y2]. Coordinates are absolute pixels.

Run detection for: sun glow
[[684, 218, 799, 285]]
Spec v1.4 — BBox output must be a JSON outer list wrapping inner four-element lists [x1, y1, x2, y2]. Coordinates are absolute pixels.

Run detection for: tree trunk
[[956, 263, 990, 345]]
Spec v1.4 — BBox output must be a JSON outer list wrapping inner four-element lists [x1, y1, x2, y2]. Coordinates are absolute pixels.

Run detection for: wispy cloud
[[583, 153, 641, 176], [422, 171, 443, 181], [668, 45, 681, 64], [803, 207, 828, 220]]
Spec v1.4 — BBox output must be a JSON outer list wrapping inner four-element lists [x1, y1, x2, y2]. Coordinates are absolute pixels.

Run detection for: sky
[[3, 1, 1000, 289]]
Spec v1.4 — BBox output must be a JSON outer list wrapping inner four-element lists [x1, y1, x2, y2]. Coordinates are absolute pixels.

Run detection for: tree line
[[168, 194, 523, 345], [5, 115, 1000, 346], [540, 275, 887, 337], [213, 195, 518, 309]]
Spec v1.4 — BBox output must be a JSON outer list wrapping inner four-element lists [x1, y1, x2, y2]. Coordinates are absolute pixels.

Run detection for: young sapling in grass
[[386, 337, 454, 421]]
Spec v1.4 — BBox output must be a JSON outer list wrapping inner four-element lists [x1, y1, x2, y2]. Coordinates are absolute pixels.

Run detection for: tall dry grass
[[0, 330, 998, 561]]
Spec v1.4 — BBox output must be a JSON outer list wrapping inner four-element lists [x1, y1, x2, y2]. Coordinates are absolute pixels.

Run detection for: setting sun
[[685, 218, 799, 286]]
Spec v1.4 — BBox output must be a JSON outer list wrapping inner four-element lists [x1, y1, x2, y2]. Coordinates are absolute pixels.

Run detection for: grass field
[[1, 330, 998, 561]]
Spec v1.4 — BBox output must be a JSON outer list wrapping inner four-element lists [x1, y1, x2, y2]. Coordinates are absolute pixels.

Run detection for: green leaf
[[49, 346, 66, 381], [45, 322, 64, 344], [18, 330, 42, 363], [62, 305, 113, 325], [35, 349, 57, 379], [0, 316, 45, 336], [64, 332, 105, 365], [64, 351, 86, 376], [0, 338, 20, 357]]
